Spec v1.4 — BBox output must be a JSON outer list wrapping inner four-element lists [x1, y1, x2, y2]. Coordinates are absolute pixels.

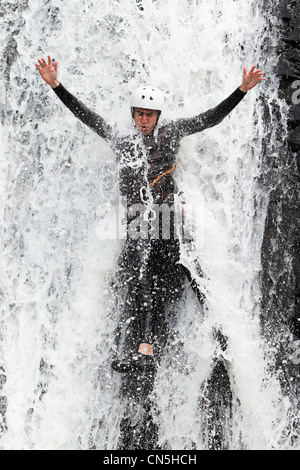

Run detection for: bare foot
[[138, 343, 153, 356]]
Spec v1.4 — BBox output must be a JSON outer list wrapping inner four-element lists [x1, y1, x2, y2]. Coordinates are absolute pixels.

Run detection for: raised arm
[[35, 55, 113, 142], [169, 65, 265, 139]]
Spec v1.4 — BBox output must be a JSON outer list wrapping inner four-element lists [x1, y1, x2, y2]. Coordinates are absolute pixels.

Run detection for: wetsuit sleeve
[[53, 83, 113, 142], [172, 87, 247, 138]]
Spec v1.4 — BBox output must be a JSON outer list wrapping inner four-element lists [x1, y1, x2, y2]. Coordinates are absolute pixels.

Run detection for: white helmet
[[130, 86, 164, 112]]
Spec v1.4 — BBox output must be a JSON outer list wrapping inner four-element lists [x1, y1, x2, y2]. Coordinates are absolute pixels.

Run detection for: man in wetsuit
[[35, 56, 265, 372]]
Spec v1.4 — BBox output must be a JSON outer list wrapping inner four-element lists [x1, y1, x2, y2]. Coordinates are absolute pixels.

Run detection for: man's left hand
[[239, 65, 266, 92]]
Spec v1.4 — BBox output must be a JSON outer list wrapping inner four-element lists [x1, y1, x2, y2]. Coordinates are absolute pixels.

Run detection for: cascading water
[[0, 0, 298, 450]]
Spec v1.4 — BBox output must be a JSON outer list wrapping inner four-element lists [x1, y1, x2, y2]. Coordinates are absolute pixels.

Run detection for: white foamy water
[[0, 0, 298, 450]]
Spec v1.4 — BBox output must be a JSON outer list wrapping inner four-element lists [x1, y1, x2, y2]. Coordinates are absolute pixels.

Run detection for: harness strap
[[149, 161, 181, 187]]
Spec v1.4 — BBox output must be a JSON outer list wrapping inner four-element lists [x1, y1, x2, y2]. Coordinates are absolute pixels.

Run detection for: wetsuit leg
[[132, 238, 154, 345], [134, 238, 183, 347]]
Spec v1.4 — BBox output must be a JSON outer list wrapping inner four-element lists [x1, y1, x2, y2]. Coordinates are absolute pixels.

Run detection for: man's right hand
[[35, 55, 60, 88]]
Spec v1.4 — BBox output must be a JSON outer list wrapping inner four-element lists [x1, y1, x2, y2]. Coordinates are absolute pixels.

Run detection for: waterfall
[[0, 0, 298, 450]]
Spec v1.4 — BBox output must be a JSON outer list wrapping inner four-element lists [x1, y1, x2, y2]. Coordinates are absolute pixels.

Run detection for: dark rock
[[288, 126, 300, 150], [261, 0, 300, 401]]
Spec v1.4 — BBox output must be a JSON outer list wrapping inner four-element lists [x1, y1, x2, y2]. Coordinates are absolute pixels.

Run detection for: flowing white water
[[0, 0, 297, 450]]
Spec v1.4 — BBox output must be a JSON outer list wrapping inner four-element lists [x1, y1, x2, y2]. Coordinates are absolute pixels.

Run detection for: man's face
[[134, 108, 159, 136]]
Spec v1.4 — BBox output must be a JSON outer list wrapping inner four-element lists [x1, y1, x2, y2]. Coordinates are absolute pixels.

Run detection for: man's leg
[[137, 239, 154, 356], [112, 237, 155, 372]]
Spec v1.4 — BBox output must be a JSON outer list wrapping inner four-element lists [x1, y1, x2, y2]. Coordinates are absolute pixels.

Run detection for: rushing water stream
[[0, 0, 299, 450]]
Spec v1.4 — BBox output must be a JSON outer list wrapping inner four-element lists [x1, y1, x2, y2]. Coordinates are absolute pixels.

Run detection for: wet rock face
[[277, 0, 300, 338], [261, 0, 299, 346], [277, 0, 300, 158]]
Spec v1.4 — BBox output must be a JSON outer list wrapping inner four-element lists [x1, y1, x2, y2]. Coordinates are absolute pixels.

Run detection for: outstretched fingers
[[35, 59, 44, 73], [255, 69, 266, 82], [35, 55, 58, 73], [36, 58, 45, 69], [251, 66, 266, 80], [241, 65, 266, 91], [35, 54, 59, 86]]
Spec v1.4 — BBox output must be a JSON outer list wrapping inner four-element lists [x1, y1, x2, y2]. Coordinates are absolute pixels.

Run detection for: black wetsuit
[[53, 84, 246, 348]]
